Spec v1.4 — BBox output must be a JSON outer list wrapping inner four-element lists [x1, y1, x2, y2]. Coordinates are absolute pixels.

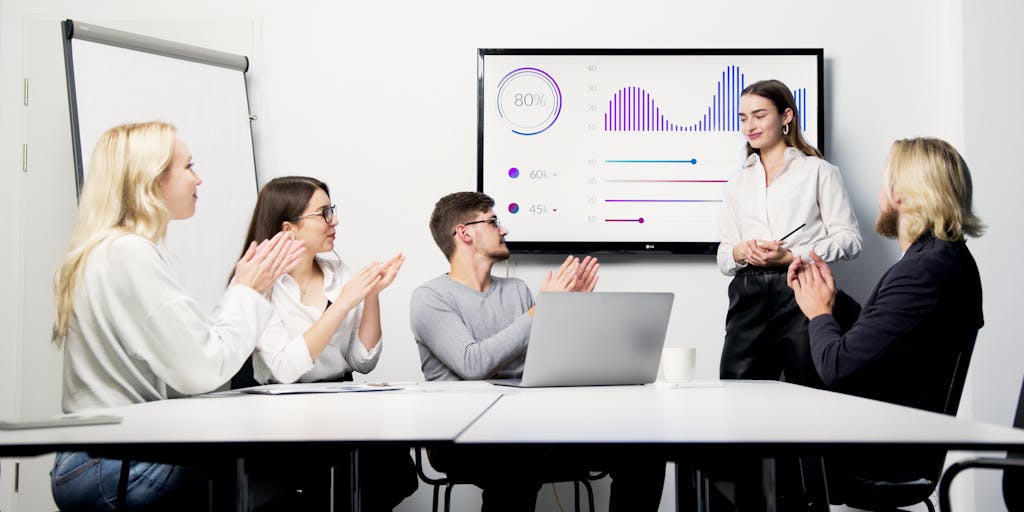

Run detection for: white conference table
[[459, 381, 1024, 512], [3, 380, 1024, 511], [459, 381, 1024, 449], [0, 382, 502, 511]]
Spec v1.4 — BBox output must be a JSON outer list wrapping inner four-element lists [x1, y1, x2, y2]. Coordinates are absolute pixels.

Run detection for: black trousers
[[712, 267, 822, 511], [720, 266, 823, 388], [428, 446, 665, 512], [253, 446, 418, 512]]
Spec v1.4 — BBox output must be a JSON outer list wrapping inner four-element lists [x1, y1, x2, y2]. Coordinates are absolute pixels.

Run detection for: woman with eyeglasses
[[236, 176, 403, 386], [233, 176, 415, 510], [50, 122, 305, 511]]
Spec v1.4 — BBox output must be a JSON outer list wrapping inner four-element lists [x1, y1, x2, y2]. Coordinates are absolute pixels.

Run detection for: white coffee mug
[[662, 347, 696, 383]]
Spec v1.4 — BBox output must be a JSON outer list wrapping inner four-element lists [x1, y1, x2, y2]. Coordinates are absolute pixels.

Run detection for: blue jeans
[[51, 451, 208, 511]]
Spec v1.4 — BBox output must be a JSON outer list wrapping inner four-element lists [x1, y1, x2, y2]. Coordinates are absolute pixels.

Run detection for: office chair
[[938, 373, 1024, 512], [414, 447, 603, 512], [230, 355, 260, 389], [825, 336, 977, 512]]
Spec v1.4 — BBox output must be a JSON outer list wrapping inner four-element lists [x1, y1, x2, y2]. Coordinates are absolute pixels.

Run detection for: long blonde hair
[[52, 121, 177, 344], [885, 137, 985, 243]]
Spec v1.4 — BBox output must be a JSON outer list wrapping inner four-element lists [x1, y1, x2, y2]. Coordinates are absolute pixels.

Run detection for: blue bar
[[719, 71, 724, 130], [734, 66, 739, 131], [728, 66, 733, 131]]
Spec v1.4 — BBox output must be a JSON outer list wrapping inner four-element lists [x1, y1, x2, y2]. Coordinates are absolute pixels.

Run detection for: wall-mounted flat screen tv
[[478, 48, 824, 254]]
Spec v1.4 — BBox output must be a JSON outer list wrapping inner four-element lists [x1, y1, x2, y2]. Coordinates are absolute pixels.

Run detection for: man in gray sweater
[[411, 191, 597, 381], [410, 192, 664, 511]]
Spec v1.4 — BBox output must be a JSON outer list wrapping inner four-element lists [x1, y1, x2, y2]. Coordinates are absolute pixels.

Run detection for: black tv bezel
[[477, 48, 825, 255]]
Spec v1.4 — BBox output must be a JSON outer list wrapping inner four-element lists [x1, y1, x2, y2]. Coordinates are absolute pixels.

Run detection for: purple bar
[[647, 93, 652, 131], [620, 88, 625, 131], [643, 92, 648, 131], [617, 90, 622, 131], [626, 86, 634, 131], [627, 87, 632, 131], [633, 87, 638, 131], [648, 94, 653, 131], [608, 99, 613, 131], [617, 91, 621, 131]]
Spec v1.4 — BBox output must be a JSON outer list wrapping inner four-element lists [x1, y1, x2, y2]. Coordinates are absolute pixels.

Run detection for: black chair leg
[[444, 483, 454, 512], [582, 478, 595, 512], [798, 456, 830, 512], [574, 481, 581, 512], [116, 459, 130, 511], [432, 484, 440, 512]]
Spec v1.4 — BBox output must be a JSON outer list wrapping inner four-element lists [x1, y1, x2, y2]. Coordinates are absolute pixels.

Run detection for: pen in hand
[[778, 223, 806, 242]]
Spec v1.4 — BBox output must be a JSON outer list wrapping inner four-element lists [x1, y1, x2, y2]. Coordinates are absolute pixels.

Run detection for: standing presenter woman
[[713, 78, 862, 509], [50, 121, 305, 511], [717, 79, 862, 387]]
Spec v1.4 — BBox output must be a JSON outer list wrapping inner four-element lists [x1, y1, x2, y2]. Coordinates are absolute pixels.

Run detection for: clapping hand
[[787, 251, 836, 319], [539, 255, 600, 293], [335, 261, 384, 311], [573, 255, 600, 292], [233, 232, 306, 294], [371, 253, 405, 294]]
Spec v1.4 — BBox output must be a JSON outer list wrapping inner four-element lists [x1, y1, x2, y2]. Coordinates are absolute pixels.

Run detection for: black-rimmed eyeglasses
[[452, 217, 500, 236], [294, 205, 336, 224]]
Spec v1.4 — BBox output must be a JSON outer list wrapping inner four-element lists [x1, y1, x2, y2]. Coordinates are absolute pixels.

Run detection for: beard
[[487, 242, 511, 262], [875, 204, 899, 239]]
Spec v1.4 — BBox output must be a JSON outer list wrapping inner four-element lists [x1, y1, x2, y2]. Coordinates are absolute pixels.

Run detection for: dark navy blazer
[[809, 232, 984, 415]]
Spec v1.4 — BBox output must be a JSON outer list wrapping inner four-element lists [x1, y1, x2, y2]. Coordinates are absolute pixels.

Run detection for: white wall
[[0, 0, 23, 508], [4, 0, 1012, 510], [961, 0, 1024, 510]]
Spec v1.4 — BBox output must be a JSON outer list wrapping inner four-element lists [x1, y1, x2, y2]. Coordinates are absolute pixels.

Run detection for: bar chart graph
[[603, 65, 808, 133]]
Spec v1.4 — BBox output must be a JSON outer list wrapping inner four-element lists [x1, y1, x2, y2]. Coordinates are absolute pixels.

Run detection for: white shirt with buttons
[[717, 147, 862, 275], [253, 257, 381, 384]]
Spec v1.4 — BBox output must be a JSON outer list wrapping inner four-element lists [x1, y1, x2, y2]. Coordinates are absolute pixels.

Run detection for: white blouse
[[253, 257, 382, 384], [717, 147, 862, 275], [62, 234, 274, 413]]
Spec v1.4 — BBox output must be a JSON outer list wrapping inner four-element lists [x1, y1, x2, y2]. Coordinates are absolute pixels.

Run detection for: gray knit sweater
[[410, 275, 534, 381]]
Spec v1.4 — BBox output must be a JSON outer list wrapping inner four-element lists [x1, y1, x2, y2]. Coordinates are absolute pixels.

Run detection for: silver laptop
[[489, 291, 674, 388]]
